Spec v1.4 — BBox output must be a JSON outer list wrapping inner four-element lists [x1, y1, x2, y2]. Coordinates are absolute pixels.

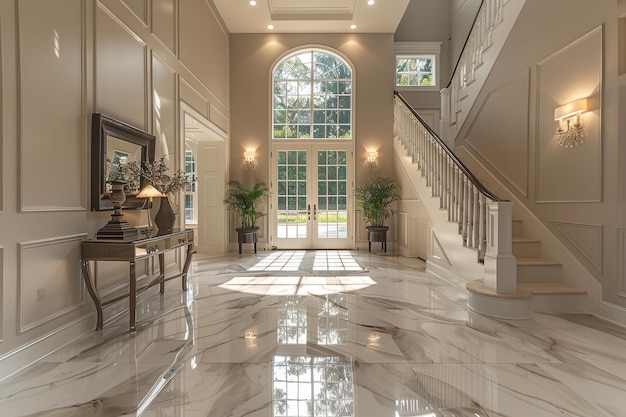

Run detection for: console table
[[81, 229, 194, 332]]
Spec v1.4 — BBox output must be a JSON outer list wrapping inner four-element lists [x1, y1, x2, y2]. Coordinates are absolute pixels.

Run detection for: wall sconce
[[244, 151, 256, 169], [554, 98, 587, 148], [366, 151, 378, 169]]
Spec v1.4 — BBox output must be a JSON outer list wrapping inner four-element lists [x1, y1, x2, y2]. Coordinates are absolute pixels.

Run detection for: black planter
[[236, 227, 259, 254], [366, 226, 388, 252]]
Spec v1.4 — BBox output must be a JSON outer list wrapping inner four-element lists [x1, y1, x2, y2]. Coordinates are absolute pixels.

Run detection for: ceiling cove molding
[[269, 0, 355, 20]]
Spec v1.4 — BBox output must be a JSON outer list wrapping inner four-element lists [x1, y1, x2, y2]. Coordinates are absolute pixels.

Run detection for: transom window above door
[[272, 49, 352, 140]]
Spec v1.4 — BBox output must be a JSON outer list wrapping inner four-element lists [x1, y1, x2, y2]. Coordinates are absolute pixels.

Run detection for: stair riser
[[517, 265, 562, 282], [512, 220, 524, 236], [512, 242, 541, 258], [530, 293, 587, 313]]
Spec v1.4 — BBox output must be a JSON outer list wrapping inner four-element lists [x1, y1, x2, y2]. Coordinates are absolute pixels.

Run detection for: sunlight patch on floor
[[220, 275, 376, 296]]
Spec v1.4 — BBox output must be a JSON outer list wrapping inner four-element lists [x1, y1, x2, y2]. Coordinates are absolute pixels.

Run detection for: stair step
[[517, 282, 587, 295], [516, 258, 561, 266]]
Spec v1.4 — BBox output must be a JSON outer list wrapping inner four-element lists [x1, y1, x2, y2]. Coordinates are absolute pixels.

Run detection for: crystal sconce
[[366, 151, 378, 170], [244, 150, 256, 169], [554, 98, 587, 148]]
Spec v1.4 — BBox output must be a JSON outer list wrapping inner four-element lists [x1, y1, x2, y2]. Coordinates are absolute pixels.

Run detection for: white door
[[270, 143, 353, 249]]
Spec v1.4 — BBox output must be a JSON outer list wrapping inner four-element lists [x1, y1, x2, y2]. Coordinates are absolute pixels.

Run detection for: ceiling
[[213, 0, 410, 33]]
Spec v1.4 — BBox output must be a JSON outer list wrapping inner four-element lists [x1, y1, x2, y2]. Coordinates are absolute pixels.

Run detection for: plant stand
[[366, 226, 388, 252], [236, 227, 258, 254]]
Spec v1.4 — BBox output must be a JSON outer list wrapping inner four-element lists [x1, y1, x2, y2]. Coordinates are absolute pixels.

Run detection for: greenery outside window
[[394, 42, 441, 92], [396, 54, 435, 87], [273, 48, 352, 140]]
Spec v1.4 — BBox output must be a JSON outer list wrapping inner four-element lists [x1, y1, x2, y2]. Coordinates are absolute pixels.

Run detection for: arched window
[[273, 49, 352, 140]]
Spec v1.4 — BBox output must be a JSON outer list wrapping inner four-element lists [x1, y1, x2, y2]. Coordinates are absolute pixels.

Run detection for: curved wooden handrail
[[446, 0, 485, 89], [394, 91, 507, 203]]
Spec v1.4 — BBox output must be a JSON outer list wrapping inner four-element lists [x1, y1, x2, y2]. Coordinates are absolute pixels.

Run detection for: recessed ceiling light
[[267, 24, 274, 30], [350, 24, 357, 30], [368, 0, 375, 5], [249, 0, 256, 5]]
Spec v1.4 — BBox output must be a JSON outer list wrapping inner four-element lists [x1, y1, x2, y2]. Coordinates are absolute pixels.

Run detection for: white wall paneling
[[152, 0, 177, 54], [618, 228, 626, 298], [18, 234, 86, 333], [121, 0, 148, 26], [536, 27, 602, 203], [18, 0, 86, 211], [178, 0, 228, 106], [396, 211, 409, 246], [465, 70, 530, 197], [180, 77, 210, 120], [209, 102, 228, 134], [551, 220, 604, 274], [152, 53, 177, 163], [95, 2, 148, 129]]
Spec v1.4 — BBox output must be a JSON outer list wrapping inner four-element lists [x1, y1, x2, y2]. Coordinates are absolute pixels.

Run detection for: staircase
[[394, 93, 587, 319]]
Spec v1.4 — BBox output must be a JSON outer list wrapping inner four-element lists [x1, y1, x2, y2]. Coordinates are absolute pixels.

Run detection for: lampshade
[[554, 98, 587, 120], [136, 184, 166, 201]]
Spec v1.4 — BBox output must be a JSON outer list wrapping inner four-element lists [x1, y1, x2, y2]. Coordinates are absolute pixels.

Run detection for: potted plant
[[355, 176, 400, 252], [224, 180, 269, 253]]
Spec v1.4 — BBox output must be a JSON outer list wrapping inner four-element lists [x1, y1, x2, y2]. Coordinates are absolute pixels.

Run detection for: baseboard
[[588, 301, 626, 329]]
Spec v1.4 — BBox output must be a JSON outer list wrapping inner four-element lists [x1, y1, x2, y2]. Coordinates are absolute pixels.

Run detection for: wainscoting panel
[[551, 220, 603, 274], [18, 0, 86, 211], [464, 70, 530, 197], [95, 3, 147, 130], [396, 211, 409, 247], [152, 0, 177, 54], [209, 102, 229, 134], [121, 0, 148, 26], [152, 54, 177, 159], [179, 0, 228, 106], [431, 232, 451, 266], [618, 228, 626, 298], [536, 27, 602, 203], [180, 77, 210, 120], [18, 234, 86, 333]]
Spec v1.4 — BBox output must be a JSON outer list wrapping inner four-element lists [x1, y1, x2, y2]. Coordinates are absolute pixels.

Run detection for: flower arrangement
[[141, 156, 196, 195]]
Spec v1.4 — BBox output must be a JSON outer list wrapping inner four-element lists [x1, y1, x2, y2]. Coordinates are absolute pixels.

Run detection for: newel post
[[483, 201, 517, 293]]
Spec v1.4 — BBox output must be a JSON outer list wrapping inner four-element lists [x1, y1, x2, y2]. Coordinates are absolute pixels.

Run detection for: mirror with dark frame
[[91, 113, 156, 211]]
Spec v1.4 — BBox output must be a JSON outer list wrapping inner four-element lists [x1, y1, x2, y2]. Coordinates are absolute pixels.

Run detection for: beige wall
[[229, 33, 396, 245], [0, 0, 228, 371], [454, 0, 626, 308]]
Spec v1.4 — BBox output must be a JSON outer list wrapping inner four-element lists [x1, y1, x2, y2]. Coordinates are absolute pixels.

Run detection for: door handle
[[313, 204, 317, 220], [307, 204, 311, 220]]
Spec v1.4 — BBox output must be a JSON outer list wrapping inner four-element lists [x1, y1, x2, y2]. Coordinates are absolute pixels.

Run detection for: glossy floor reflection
[[2, 250, 626, 416]]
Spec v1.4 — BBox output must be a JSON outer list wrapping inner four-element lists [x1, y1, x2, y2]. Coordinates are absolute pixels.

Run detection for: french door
[[270, 143, 353, 249]]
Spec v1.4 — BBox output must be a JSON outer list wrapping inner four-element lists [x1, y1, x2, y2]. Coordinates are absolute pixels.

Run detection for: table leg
[[159, 253, 165, 294], [81, 260, 103, 330], [181, 243, 194, 291], [129, 261, 136, 332]]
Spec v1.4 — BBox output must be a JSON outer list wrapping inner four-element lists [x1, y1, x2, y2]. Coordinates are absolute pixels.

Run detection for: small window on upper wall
[[394, 42, 441, 92]]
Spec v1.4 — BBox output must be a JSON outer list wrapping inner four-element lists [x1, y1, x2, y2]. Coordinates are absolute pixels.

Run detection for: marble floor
[[2, 250, 626, 417]]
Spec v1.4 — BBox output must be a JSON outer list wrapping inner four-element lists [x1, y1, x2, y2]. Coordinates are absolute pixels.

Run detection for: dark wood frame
[[91, 113, 156, 211]]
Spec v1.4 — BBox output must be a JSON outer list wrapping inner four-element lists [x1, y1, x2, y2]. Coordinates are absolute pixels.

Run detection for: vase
[[154, 196, 176, 235]]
